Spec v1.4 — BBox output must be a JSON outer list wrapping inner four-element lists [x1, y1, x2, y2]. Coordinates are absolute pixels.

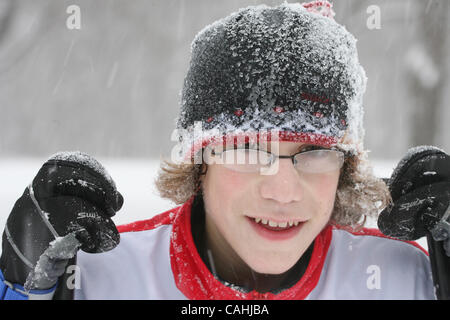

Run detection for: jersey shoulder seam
[[331, 225, 429, 256]]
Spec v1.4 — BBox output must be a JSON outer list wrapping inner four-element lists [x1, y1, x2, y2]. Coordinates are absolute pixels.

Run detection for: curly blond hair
[[154, 147, 391, 230]]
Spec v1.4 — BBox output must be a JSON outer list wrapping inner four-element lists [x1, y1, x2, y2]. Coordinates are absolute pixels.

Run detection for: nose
[[259, 158, 304, 204]]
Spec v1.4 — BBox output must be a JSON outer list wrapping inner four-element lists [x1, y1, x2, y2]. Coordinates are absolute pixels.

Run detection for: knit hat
[[174, 1, 367, 162]]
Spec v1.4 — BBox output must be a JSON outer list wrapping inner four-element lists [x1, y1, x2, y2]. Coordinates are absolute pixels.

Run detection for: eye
[[299, 145, 328, 153], [231, 142, 259, 151], [294, 145, 331, 163]]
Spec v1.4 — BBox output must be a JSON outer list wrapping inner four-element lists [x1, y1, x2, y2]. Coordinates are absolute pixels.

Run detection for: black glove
[[378, 146, 450, 255], [0, 151, 123, 293]]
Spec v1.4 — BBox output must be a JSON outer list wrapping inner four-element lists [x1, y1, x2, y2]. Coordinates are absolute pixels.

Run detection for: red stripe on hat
[[184, 131, 338, 162]]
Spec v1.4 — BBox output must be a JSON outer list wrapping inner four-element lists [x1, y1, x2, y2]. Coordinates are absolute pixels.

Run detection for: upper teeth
[[254, 217, 300, 227]]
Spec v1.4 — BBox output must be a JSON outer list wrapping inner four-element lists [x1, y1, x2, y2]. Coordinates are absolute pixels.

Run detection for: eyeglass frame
[[204, 144, 348, 175]]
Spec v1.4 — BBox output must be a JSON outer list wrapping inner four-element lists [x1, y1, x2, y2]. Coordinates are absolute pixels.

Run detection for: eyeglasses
[[205, 146, 345, 174]]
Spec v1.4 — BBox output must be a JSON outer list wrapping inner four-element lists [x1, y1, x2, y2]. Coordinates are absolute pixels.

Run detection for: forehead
[[210, 140, 322, 151], [249, 140, 306, 150]]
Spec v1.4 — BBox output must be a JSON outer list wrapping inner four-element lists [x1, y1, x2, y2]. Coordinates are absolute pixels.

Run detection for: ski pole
[[427, 203, 450, 300]]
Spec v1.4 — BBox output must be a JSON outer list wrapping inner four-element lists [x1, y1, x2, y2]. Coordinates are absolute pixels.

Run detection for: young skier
[[1, 1, 448, 300]]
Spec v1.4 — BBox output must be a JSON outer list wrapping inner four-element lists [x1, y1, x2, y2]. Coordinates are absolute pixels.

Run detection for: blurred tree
[[406, 0, 448, 147], [0, 0, 51, 74], [0, 0, 13, 43]]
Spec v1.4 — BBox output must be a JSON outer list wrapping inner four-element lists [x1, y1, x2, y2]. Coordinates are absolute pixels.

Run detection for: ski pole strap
[[0, 269, 57, 300]]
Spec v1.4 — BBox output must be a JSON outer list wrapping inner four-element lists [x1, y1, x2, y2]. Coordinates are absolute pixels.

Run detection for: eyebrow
[[247, 142, 326, 152], [297, 144, 329, 151]]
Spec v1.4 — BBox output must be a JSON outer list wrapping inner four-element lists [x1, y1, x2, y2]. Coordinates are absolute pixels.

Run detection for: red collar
[[169, 196, 332, 300]]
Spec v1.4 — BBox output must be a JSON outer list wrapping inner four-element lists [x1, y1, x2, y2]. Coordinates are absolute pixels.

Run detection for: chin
[[246, 254, 299, 275]]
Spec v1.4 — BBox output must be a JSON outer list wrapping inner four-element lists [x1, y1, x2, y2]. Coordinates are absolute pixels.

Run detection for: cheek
[[202, 167, 251, 220], [306, 172, 340, 215], [208, 168, 249, 198]]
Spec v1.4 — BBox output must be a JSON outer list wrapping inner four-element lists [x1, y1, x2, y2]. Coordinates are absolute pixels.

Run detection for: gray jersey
[[74, 203, 436, 300]]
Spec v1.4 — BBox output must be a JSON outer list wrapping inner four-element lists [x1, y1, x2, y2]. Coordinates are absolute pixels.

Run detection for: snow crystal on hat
[[175, 1, 367, 160]]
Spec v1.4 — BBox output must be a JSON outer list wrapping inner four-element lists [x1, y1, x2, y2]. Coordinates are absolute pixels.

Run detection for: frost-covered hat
[[175, 1, 367, 160]]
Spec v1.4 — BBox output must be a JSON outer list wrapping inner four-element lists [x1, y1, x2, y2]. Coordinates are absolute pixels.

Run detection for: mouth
[[246, 216, 305, 241]]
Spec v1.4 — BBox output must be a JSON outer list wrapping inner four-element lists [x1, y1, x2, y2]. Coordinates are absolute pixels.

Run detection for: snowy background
[[1, 0, 448, 252]]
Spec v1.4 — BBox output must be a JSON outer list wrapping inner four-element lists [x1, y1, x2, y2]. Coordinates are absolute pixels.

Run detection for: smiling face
[[200, 141, 341, 275]]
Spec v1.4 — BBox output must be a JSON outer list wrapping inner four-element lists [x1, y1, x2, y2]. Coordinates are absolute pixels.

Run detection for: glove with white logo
[[0, 151, 123, 296], [378, 146, 450, 255]]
